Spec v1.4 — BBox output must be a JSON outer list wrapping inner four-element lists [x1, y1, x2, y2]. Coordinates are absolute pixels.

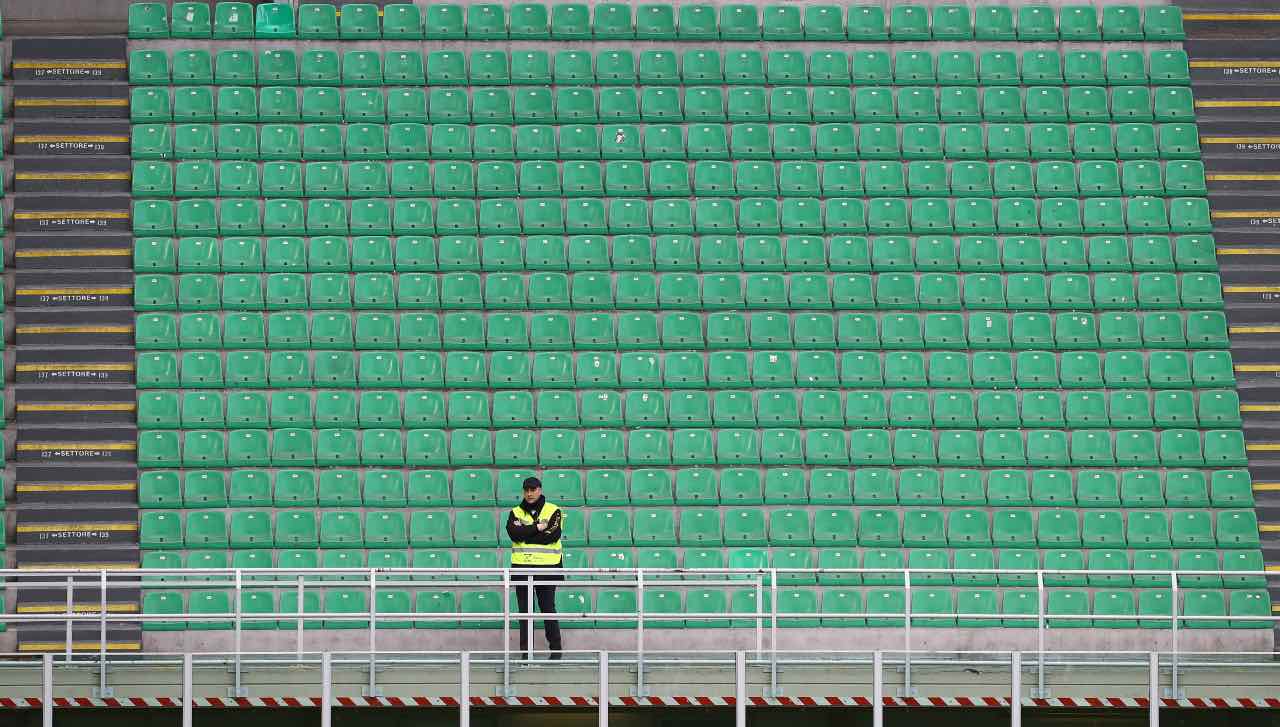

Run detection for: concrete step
[[13, 424, 137, 464], [12, 121, 130, 157], [14, 347, 135, 385], [16, 624, 141, 654], [14, 387, 135, 426], [15, 464, 137, 506], [14, 156, 130, 194], [15, 309, 133, 346], [13, 232, 133, 271]]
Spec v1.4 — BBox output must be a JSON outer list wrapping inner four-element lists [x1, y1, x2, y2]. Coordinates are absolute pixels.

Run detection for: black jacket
[[505, 496, 563, 546]]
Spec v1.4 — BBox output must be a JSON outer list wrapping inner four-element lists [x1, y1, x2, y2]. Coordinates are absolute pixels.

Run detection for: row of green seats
[[137, 505, 1260, 550], [132, 159, 1209, 202], [128, 2, 1186, 42], [128, 47, 1192, 88], [129, 86, 1198, 127], [138, 545, 1263, 588], [138, 387, 1242, 433], [131, 195, 1213, 237], [142, 586, 1268, 631], [136, 348, 1237, 391], [139, 466, 1252, 510], [134, 311, 1229, 356], [134, 234, 1220, 274], [140, 586, 1269, 632], [134, 269, 1225, 312], [137, 425, 1248, 469], [129, 121, 1202, 162]]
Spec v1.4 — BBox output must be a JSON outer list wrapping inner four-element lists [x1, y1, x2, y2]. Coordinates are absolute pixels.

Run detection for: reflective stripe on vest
[[510, 502, 562, 565]]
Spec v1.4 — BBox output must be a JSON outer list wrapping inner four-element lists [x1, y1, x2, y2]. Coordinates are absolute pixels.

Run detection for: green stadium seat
[[383, 4, 424, 38], [1146, 6, 1185, 40]]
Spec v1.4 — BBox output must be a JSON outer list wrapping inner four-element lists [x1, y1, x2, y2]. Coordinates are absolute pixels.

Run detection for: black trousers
[[514, 569, 562, 653]]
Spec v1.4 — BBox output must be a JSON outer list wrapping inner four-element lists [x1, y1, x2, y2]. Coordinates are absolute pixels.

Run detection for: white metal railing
[[10, 648, 1280, 727], [3, 565, 1277, 699]]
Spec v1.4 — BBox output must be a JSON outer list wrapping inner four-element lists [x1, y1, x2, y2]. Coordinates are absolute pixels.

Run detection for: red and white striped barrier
[[1, 695, 1277, 709]]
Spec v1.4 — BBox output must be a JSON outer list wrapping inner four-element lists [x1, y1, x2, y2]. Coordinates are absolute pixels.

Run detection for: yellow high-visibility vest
[[510, 502, 562, 565]]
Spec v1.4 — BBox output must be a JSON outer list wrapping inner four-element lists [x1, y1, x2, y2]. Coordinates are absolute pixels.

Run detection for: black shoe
[[549, 651, 562, 661]]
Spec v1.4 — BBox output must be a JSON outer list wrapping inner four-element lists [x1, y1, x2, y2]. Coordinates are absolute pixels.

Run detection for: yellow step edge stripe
[[1212, 211, 1280, 219], [17, 563, 137, 570], [16, 483, 135, 492], [1253, 482, 1280, 491], [18, 643, 140, 652], [14, 523, 137, 533], [16, 326, 132, 334], [1266, 565, 1280, 571], [15, 287, 132, 296], [1241, 404, 1280, 412], [13, 98, 127, 107], [12, 61, 126, 69], [1202, 137, 1280, 144], [1218, 247, 1280, 255], [1191, 60, 1280, 68], [15, 249, 130, 258], [1196, 101, 1280, 108], [1225, 285, 1280, 293], [17, 604, 138, 614], [15, 404, 134, 413], [1246, 443, 1280, 451], [12, 211, 128, 220], [1228, 325, 1280, 333], [1206, 174, 1280, 181], [1235, 364, 1280, 372], [14, 172, 130, 181], [1259, 524, 1280, 532], [13, 135, 128, 143], [1185, 12, 1280, 20], [16, 363, 133, 372], [15, 443, 135, 451]]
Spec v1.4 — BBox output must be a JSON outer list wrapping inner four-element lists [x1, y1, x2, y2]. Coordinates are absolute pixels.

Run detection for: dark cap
[[522, 476, 542, 490]]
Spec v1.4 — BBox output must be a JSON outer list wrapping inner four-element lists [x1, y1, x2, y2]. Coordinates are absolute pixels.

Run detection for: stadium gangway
[[5, 565, 1274, 701], [3, 565, 1277, 704]]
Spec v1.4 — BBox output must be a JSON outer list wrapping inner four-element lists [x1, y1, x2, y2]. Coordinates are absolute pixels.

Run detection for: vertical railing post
[[598, 651, 608, 727], [526, 574, 535, 661], [1010, 651, 1021, 727], [459, 651, 471, 727], [320, 651, 332, 727], [1036, 570, 1045, 696], [1170, 573, 1180, 696], [734, 650, 746, 727], [295, 574, 305, 658], [368, 569, 377, 695], [182, 652, 194, 727], [754, 573, 763, 659], [502, 568, 511, 695], [636, 569, 645, 696], [769, 568, 778, 696], [1149, 651, 1160, 727], [98, 569, 108, 695], [64, 575, 73, 661], [233, 568, 242, 696], [903, 568, 912, 695], [872, 650, 883, 727], [42, 653, 53, 727]]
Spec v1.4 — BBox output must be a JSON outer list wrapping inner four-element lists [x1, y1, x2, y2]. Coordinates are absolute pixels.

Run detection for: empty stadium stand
[[111, 0, 1271, 645]]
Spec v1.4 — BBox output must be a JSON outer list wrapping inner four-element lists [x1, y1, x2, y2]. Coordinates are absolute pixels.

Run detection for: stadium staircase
[[10, 35, 141, 652], [1182, 1, 1280, 651]]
